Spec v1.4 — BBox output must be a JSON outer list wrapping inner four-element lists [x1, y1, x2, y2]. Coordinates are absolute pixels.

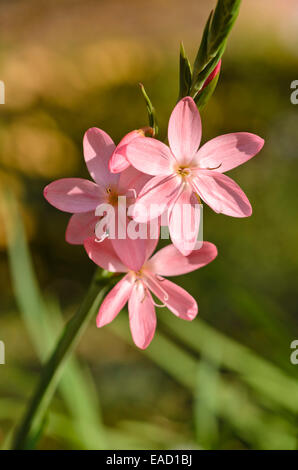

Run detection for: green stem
[[12, 268, 115, 450]]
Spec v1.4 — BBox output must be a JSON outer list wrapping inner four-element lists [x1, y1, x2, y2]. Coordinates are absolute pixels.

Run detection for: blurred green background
[[1, 0, 298, 450]]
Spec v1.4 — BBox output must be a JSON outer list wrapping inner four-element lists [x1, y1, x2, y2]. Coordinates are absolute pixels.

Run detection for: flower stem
[[12, 268, 115, 450]]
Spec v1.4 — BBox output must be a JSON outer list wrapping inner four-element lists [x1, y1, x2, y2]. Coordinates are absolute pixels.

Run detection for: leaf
[[190, 0, 241, 96], [209, 0, 242, 53], [194, 64, 220, 109], [161, 315, 298, 415], [109, 315, 297, 449], [178, 42, 192, 99], [192, 9, 213, 78], [3, 190, 116, 449], [192, 48, 222, 101], [139, 83, 158, 136]]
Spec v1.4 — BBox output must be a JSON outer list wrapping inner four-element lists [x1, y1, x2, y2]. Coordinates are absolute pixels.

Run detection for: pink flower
[[44, 127, 150, 271], [122, 96, 264, 255], [84, 236, 217, 349], [109, 127, 154, 174]]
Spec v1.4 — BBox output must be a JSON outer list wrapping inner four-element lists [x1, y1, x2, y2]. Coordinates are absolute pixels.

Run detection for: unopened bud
[[201, 59, 221, 91]]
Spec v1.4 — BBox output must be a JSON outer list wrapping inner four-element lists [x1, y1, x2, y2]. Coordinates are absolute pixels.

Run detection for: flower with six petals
[[84, 236, 217, 349], [44, 127, 151, 270], [121, 96, 264, 255]]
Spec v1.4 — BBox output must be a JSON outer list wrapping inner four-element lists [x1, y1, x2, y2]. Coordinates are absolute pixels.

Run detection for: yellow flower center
[[106, 187, 119, 206], [176, 165, 191, 179]]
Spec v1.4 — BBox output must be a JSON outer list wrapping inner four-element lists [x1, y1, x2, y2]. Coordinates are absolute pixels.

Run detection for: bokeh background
[[1, 0, 298, 450]]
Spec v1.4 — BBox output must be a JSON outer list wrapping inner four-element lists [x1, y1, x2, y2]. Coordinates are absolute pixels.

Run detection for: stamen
[[205, 162, 222, 170], [151, 298, 167, 308], [141, 282, 166, 307], [177, 166, 191, 177], [127, 188, 137, 199], [144, 273, 169, 302]]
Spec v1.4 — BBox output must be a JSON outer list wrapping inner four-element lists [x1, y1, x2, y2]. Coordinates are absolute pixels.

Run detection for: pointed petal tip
[[96, 316, 106, 328], [181, 96, 196, 105], [135, 339, 152, 350]]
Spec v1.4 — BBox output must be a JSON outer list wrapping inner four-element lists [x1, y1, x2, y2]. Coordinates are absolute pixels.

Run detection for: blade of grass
[[160, 315, 298, 415], [2, 189, 116, 449], [109, 314, 296, 449]]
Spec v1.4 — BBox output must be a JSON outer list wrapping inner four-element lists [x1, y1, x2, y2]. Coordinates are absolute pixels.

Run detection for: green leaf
[[194, 64, 220, 109], [110, 315, 297, 449], [3, 190, 117, 449], [178, 42, 192, 99], [192, 9, 213, 78], [192, 49, 222, 101], [209, 0, 241, 53], [190, 0, 241, 96], [139, 83, 158, 136]]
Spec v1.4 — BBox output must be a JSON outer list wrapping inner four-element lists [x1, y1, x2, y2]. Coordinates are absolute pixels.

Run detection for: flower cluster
[[44, 94, 264, 349]]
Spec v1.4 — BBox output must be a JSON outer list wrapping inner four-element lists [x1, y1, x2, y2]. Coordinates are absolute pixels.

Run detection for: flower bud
[[201, 59, 221, 91]]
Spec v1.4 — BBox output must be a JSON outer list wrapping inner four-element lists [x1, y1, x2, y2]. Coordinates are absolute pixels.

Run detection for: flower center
[[176, 165, 191, 178], [106, 187, 119, 206]]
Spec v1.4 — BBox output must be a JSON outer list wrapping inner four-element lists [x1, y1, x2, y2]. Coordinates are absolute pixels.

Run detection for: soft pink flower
[[123, 96, 264, 255], [109, 127, 154, 174], [84, 236, 218, 349], [44, 127, 150, 271]]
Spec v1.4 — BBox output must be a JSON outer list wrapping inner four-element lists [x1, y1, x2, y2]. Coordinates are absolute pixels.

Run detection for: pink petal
[[109, 130, 142, 174], [191, 170, 252, 217], [132, 175, 181, 223], [145, 241, 217, 276], [168, 97, 202, 164], [117, 166, 151, 197], [145, 227, 160, 262], [125, 137, 174, 175], [110, 210, 159, 271], [111, 215, 147, 272], [128, 281, 156, 349], [83, 127, 119, 187], [146, 276, 198, 321], [44, 178, 104, 213], [194, 132, 264, 173], [168, 185, 201, 255], [84, 237, 127, 272], [97, 274, 133, 327], [66, 212, 98, 245]]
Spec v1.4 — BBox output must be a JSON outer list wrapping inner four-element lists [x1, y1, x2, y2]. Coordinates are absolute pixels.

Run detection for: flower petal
[[168, 185, 201, 255], [125, 137, 174, 175], [117, 166, 151, 197], [194, 132, 264, 173], [97, 274, 133, 327], [128, 281, 156, 349], [132, 175, 181, 223], [168, 97, 202, 164], [84, 236, 127, 272], [44, 178, 104, 213], [192, 170, 252, 217], [145, 241, 217, 276], [109, 130, 142, 174], [83, 127, 119, 186], [111, 215, 147, 271], [66, 212, 98, 245], [146, 276, 198, 321]]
